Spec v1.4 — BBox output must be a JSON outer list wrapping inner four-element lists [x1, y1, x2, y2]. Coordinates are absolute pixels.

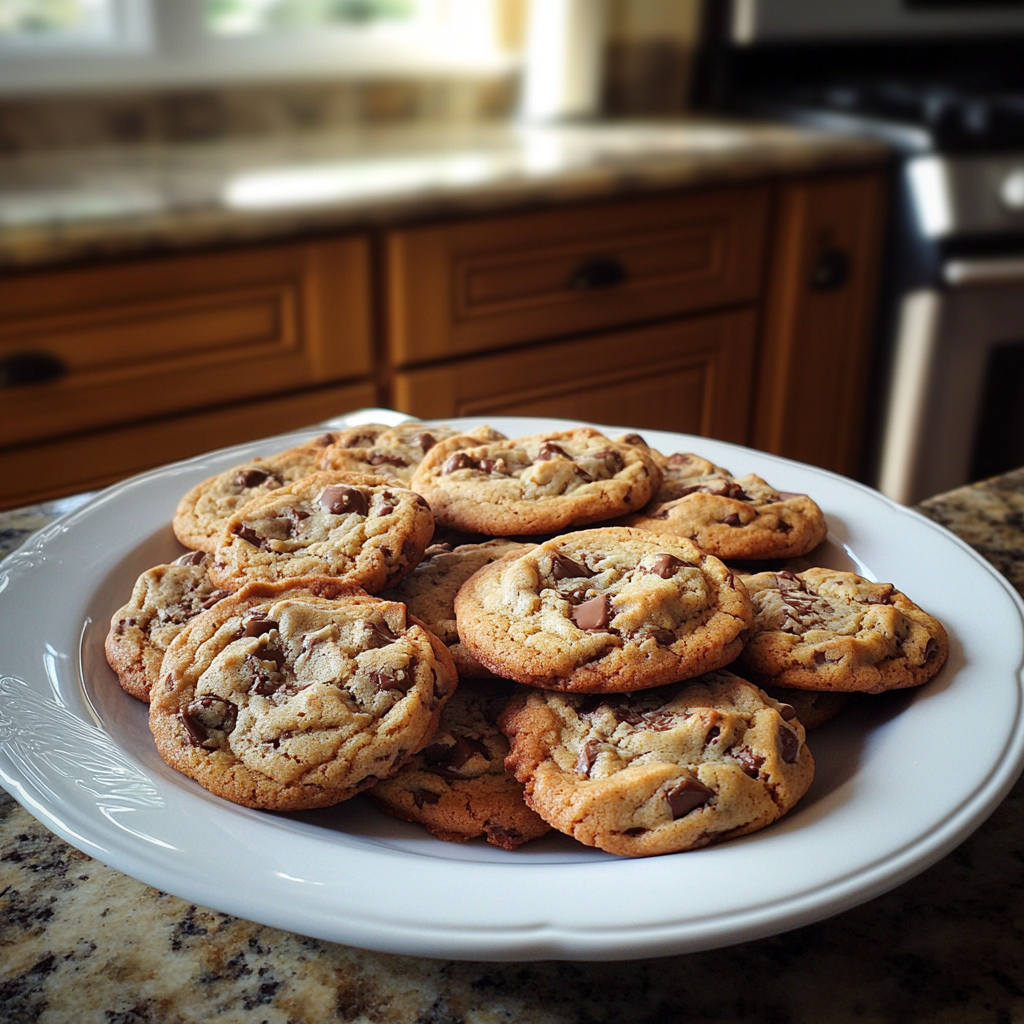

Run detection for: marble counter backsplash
[[2, 474, 1024, 1023]]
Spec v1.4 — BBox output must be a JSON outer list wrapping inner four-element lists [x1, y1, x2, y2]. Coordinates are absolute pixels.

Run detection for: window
[[0, 0, 517, 93]]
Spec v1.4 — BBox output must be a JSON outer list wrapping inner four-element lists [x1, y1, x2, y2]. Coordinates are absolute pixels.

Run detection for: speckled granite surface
[[0, 120, 887, 270], [2, 476, 1023, 1024]]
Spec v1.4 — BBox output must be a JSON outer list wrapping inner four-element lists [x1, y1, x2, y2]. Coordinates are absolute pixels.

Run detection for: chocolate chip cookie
[[368, 678, 551, 849], [735, 568, 949, 693], [623, 472, 828, 561], [104, 551, 232, 702], [381, 539, 535, 678], [454, 527, 754, 693], [410, 428, 661, 536], [173, 446, 323, 552], [208, 472, 433, 594], [149, 581, 458, 810], [498, 670, 814, 857]]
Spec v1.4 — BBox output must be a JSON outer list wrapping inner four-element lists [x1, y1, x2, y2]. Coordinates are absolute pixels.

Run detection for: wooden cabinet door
[[391, 310, 757, 443], [752, 172, 887, 478], [0, 237, 372, 449], [386, 188, 768, 366]]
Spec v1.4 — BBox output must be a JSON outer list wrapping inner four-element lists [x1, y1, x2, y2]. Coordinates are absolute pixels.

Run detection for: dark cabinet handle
[[567, 256, 628, 291], [809, 247, 851, 291], [0, 352, 68, 389]]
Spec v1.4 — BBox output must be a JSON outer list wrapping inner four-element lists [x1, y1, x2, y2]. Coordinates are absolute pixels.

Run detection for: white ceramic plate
[[2, 414, 1023, 962]]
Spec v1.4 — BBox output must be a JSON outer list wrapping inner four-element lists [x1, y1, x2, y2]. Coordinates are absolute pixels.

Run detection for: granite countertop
[[1, 471, 1023, 1022], [0, 119, 889, 270]]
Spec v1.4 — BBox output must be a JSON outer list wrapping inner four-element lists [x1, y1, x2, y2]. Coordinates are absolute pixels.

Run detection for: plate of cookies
[[1, 412, 1023, 961]]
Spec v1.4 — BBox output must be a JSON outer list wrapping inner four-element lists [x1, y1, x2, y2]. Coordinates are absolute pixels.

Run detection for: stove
[[699, 1, 1024, 502]]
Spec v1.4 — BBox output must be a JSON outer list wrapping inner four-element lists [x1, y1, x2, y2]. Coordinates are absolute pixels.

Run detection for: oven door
[[879, 257, 1024, 504]]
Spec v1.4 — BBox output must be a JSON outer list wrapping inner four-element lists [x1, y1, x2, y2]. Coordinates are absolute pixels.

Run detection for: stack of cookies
[[105, 420, 948, 859]]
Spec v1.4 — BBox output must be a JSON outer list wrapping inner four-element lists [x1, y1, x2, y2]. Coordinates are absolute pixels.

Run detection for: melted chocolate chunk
[[575, 466, 594, 482], [201, 589, 230, 610], [412, 789, 441, 809], [478, 458, 499, 474], [722, 513, 743, 527], [551, 553, 595, 580], [370, 664, 416, 692], [571, 594, 612, 631], [443, 452, 478, 474], [312, 432, 337, 447], [243, 618, 279, 638], [230, 522, 265, 549], [776, 702, 797, 722], [734, 748, 765, 778], [705, 725, 721, 745], [233, 468, 270, 488], [174, 550, 207, 567], [286, 507, 310, 535], [378, 504, 395, 517], [180, 695, 238, 748], [361, 619, 401, 647], [575, 738, 600, 775], [643, 553, 683, 579], [423, 736, 490, 776], [370, 453, 408, 468], [778, 727, 800, 764], [594, 448, 625, 474], [415, 432, 437, 452], [320, 484, 369, 516], [666, 452, 696, 467], [665, 777, 714, 818], [538, 441, 569, 461], [621, 433, 647, 447]]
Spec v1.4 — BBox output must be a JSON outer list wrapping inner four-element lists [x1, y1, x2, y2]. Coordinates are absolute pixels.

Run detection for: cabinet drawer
[[0, 380, 377, 509], [0, 238, 372, 448], [392, 310, 757, 444], [386, 187, 768, 365]]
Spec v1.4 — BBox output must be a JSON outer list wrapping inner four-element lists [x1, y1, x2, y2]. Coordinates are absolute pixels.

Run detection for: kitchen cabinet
[[0, 169, 886, 509]]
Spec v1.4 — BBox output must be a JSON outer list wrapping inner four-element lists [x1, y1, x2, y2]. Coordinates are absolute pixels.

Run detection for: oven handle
[[944, 257, 1024, 286]]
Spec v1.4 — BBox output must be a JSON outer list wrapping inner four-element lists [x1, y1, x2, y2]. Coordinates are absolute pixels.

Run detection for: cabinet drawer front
[[391, 310, 757, 444], [387, 188, 768, 365], [0, 238, 372, 448], [0, 381, 377, 510]]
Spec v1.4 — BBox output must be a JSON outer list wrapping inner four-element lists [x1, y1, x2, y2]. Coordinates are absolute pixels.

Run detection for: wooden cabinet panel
[[386, 187, 768, 366], [392, 310, 757, 444], [0, 237, 372, 448], [752, 172, 887, 478], [0, 381, 378, 510]]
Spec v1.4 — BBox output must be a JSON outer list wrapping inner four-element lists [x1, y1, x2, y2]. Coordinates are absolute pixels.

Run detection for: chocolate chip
[[230, 522, 265, 548], [378, 505, 395, 517], [705, 725, 721, 744], [370, 453, 408, 468], [538, 442, 569, 461], [551, 554, 595, 580], [443, 452, 478, 474], [312, 432, 337, 447], [812, 650, 827, 665], [779, 727, 800, 764], [646, 628, 677, 645], [643, 553, 683, 579], [571, 594, 612, 631], [415, 432, 437, 452], [370, 666, 415, 692], [361, 619, 400, 647], [723, 513, 742, 527], [777, 703, 797, 721], [666, 452, 696, 466], [180, 695, 238, 748], [575, 466, 594, 482], [174, 551, 207, 567], [478, 458, 499, 474], [448, 736, 490, 769], [621, 433, 647, 447], [319, 484, 368, 516], [594, 448, 625, 474], [925, 637, 939, 661], [776, 521, 793, 534], [243, 618, 278, 638], [776, 570, 799, 582], [734, 748, 765, 778], [201, 589, 230, 609], [233, 468, 269, 488], [664, 777, 714, 818], [575, 738, 600, 775], [423, 736, 489, 775], [412, 789, 441, 808]]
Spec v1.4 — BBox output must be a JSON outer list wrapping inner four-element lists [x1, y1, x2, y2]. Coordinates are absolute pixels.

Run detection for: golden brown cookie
[[735, 568, 948, 693], [623, 472, 828, 561], [149, 581, 457, 810], [368, 678, 551, 850], [208, 472, 433, 594], [498, 670, 815, 857], [381, 539, 535, 678], [454, 527, 754, 693], [410, 428, 661, 536]]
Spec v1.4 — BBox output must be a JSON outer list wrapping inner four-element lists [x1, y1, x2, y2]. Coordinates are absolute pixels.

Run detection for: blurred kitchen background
[[1, 0, 1020, 510]]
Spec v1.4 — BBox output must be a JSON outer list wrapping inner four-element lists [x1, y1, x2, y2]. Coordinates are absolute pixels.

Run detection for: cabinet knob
[[0, 352, 68, 389], [809, 247, 850, 291], [567, 256, 628, 291]]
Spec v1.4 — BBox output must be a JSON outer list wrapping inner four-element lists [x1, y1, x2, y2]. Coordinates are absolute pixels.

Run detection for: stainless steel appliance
[[699, 0, 1024, 502]]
